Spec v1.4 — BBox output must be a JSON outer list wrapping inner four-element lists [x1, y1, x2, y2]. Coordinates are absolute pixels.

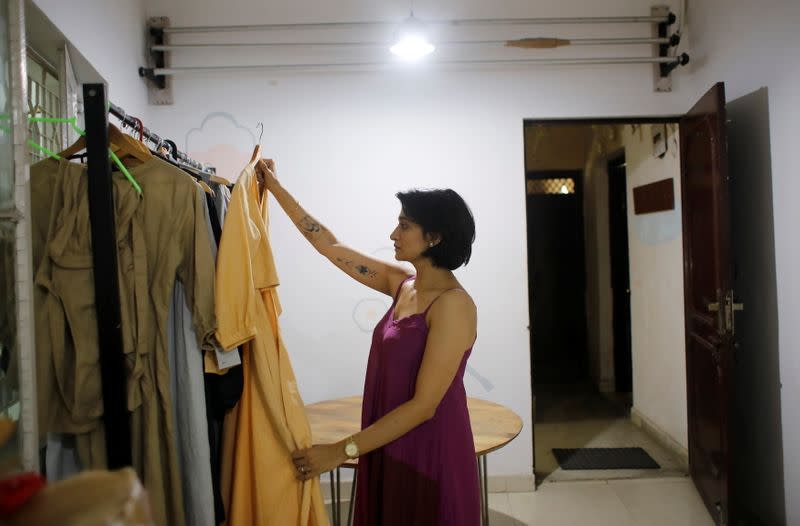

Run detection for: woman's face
[[390, 210, 430, 262]]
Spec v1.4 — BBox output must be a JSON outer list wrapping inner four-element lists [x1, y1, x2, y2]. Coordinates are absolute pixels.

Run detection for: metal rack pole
[[107, 101, 211, 174], [151, 36, 675, 51], [83, 83, 132, 469], [163, 14, 674, 34], [144, 54, 689, 76]]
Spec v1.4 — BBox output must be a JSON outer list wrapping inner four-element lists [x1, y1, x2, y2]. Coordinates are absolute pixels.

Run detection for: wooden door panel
[[681, 82, 733, 525]]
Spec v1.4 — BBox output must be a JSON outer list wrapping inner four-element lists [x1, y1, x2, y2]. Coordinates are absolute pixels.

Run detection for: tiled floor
[[327, 477, 715, 525], [487, 478, 715, 526]]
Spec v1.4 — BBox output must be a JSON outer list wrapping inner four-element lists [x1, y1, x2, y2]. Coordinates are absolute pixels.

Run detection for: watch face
[[345, 442, 358, 457]]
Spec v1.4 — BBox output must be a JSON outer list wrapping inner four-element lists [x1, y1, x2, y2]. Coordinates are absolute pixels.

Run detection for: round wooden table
[[307, 396, 522, 526]]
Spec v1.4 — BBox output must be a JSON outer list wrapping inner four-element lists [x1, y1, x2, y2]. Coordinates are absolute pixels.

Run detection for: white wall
[[141, 0, 688, 477], [727, 88, 785, 525], [31, 0, 150, 117], [622, 123, 687, 450], [681, 0, 799, 521]]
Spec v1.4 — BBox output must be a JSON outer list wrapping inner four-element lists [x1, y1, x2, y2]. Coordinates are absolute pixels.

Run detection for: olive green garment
[[30, 157, 217, 526]]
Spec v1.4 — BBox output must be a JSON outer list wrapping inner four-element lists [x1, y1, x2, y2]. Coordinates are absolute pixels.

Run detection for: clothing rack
[[108, 101, 214, 176], [83, 84, 217, 469]]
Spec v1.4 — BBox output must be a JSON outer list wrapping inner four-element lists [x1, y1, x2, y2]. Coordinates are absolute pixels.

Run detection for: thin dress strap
[[392, 275, 416, 304], [422, 287, 464, 316]]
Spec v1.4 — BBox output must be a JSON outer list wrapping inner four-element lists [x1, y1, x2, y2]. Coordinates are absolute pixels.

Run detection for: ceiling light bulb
[[391, 35, 435, 60], [390, 12, 435, 61], [560, 184, 569, 194]]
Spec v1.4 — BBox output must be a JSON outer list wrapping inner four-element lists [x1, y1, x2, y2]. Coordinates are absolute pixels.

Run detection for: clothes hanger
[[252, 122, 264, 163], [0, 114, 143, 194], [154, 138, 214, 196], [59, 123, 152, 165], [43, 116, 143, 195], [253, 122, 266, 196]]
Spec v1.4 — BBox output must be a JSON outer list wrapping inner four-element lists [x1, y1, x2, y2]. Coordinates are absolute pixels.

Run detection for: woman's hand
[[291, 442, 347, 481], [256, 158, 279, 192]]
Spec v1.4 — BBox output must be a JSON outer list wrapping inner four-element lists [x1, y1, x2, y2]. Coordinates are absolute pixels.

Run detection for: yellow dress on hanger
[[215, 160, 328, 526]]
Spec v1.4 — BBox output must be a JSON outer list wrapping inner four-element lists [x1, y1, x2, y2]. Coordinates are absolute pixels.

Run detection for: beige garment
[[30, 158, 217, 526], [216, 161, 328, 525]]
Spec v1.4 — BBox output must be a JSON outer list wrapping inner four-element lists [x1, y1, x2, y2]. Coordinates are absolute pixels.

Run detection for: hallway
[[534, 385, 687, 482]]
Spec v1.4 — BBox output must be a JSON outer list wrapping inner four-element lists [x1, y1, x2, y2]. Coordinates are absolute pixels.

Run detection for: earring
[[429, 242, 434, 247]]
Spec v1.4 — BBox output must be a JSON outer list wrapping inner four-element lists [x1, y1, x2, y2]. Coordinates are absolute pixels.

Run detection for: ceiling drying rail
[[139, 7, 687, 102]]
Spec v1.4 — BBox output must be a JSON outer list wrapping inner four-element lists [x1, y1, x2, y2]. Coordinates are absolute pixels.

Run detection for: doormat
[[552, 447, 660, 470]]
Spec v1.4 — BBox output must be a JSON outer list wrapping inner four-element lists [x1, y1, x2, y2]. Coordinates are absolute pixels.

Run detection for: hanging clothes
[[30, 157, 218, 526], [204, 186, 244, 525], [166, 189, 218, 526], [214, 160, 327, 526]]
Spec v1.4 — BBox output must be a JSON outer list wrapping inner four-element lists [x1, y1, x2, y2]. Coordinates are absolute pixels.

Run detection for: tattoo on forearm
[[336, 257, 378, 278], [299, 215, 321, 233]]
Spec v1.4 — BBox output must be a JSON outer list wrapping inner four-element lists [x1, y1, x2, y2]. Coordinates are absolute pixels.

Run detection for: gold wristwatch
[[344, 436, 360, 459]]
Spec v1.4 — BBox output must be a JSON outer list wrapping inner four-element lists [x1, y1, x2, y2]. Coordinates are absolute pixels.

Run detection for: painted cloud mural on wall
[[184, 112, 256, 183]]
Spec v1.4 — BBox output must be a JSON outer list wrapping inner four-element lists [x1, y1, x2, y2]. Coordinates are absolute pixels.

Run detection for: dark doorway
[[526, 170, 588, 385], [607, 154, 632, 393]]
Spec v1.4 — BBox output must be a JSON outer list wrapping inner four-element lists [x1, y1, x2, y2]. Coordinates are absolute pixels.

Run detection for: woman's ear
[[425, 232, 442, 248]]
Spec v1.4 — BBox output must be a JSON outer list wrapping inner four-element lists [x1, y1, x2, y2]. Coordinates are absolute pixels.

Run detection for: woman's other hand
[[291, 443, 347, 481]]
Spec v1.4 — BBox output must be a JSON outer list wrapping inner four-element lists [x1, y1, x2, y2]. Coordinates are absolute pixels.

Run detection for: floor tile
[[609, 478, 715, 526], [508, 481, 636, 526]]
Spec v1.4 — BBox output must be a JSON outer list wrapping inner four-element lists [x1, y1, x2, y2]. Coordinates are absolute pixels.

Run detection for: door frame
[[523, 116, 681, 487], [607, 152, 633, 393]]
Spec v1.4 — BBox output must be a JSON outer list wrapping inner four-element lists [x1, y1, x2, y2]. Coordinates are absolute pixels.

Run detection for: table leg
[[481, 456, 489, 525], [346, 472, 357, 526], [329, 470, 339, 526], [336, 468, 342, 525]]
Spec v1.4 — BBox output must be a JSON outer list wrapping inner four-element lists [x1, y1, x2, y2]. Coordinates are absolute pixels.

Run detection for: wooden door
[[680, 82, 735, 525]]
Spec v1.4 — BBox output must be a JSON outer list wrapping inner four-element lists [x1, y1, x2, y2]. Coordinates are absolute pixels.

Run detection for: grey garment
[[211, 183, 231, 226], [45, 433, 82, 482], [167, 187, 217, 526]]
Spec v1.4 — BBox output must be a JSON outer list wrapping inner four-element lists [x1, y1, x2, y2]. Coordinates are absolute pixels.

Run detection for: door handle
[[726, 293, 744, 336], [707, 302, 719, 312]]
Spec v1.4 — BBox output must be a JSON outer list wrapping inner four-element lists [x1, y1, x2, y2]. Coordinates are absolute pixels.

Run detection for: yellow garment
[[216, 161, 327, 526]]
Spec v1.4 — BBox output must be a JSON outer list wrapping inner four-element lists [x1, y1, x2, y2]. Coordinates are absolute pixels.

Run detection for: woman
[[257, 159, 480, 525]]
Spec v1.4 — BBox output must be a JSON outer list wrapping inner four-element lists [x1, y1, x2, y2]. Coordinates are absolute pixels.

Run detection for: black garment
[[204, 194, 243, 525]]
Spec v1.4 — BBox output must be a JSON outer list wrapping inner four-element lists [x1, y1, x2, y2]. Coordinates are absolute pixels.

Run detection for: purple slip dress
[[353, 277, 480, 526]]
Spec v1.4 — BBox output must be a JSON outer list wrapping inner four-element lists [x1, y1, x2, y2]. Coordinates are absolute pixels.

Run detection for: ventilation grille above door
[[527, 178, 575, 195]]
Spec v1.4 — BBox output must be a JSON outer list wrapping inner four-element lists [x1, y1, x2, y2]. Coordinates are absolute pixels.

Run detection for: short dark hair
[[395, 188, 476, 270]]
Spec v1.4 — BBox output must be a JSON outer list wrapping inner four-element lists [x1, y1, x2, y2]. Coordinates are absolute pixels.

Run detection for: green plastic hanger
[[0, 114, 143, 195], [33, 116, 143, 195]]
